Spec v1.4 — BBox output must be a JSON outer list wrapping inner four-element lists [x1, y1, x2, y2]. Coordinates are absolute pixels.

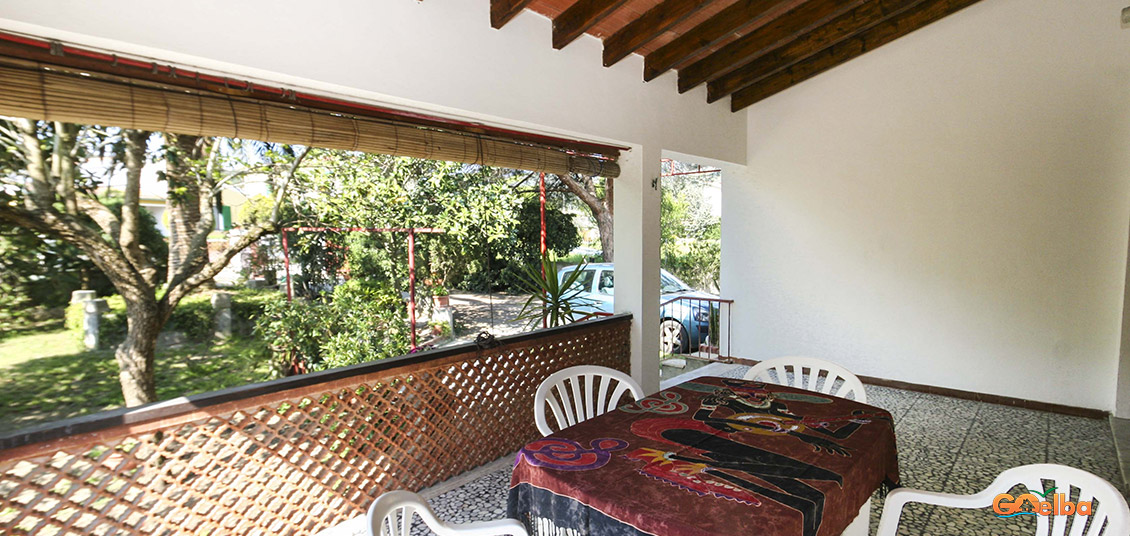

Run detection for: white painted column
[[614, 145, 663, 394], [1116, 220, 1130, 418]]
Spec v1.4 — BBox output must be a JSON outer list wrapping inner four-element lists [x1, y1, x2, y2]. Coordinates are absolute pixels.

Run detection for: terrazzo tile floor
[[326, 364, 1128, 535]]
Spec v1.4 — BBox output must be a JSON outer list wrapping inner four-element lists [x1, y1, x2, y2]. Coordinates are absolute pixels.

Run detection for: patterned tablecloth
[[507, 376, 899, 536]]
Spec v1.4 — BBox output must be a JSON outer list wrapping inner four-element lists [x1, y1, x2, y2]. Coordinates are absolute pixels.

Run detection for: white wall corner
[[614, 145, 663, 394]]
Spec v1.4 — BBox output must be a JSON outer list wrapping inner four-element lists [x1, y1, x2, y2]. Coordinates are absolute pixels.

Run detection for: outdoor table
[[507, 376, 899, 536]]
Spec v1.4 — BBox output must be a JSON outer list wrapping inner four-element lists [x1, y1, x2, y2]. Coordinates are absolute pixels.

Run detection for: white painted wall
[[0, 0, 744, 164], [724, 0, 1130, 411], [0, 0, 748, 389]]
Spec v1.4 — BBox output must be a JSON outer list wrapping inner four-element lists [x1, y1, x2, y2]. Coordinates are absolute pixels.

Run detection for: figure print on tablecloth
[[516, 437, 628, 471], [626, 382, 888, 536], [620, 391, 689, 414], [696, 382, 877, 455]]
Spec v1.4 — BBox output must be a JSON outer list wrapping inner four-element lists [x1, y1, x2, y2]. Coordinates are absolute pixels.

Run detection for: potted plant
[[431, 286, 450, 308], [516, 254, 592, 328]]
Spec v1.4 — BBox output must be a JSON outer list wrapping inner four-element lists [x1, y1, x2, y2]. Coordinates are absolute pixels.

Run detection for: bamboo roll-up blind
[[0, 59, 620, 178]]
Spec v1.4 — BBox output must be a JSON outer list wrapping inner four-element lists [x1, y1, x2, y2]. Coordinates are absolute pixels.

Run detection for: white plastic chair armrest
[[876, 487, 998, 535]]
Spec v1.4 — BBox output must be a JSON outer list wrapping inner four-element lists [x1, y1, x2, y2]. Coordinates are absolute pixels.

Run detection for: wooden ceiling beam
[[491, 0, 536, 29], [677, 0, 868, 94], [730, 0, 986, 111], [553, 0, 631, 50], [602, 0, 707, 67], [643, 0, 791, 82], [707, 0, 927, 102]]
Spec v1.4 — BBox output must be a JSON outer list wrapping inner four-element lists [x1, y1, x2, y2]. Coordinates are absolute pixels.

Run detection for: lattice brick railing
[[0, 315, 632, 535]]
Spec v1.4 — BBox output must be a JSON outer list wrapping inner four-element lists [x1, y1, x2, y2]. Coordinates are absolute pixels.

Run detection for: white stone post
[[212, 291, 232, 341], [614, 145, 663, 394], [71, 290, 97, 304], [83, 299, 109, 350]]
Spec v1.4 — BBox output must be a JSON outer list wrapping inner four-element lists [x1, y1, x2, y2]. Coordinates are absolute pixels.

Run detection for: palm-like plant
[[515, 255, 593, 328]]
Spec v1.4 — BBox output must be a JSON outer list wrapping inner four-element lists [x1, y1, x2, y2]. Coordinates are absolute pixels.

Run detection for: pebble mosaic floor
[[326, 364, 1128, 536]]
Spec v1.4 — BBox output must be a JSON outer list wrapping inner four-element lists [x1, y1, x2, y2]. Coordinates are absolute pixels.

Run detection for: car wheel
[[660, 319, 689, 354]]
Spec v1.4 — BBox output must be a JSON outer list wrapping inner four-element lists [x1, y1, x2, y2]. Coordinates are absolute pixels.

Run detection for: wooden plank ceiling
[[491, 0, 986, 112]]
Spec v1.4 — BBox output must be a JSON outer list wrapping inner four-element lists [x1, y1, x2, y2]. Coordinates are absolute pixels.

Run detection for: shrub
[[65, 295, 126, 346], [256, 280, 411, 375], [65, 289, 283, 347]]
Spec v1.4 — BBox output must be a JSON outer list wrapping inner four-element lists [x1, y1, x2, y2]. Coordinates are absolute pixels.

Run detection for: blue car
[[558, 263, 719, 354]]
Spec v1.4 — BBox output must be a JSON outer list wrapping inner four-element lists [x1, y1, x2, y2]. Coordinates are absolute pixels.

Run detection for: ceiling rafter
[[642, 0, 791, 82], [493, 0, 988, 113], [730, 0, 987, 111], [491, 0, 537, 29], [553, 0, 631, 50], [707, 0, 928, 102], [602, 0, 707, 67], [677, 0, 869, 94]]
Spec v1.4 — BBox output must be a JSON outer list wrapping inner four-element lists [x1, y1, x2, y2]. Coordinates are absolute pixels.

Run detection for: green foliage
[[0, 194, 168, 331], [167, 295, 215, 342], [65, 289, 279, 347], [256, 280, 410, 375], [661, 178, 721, 292], [65, 295, 126, 346], [515, 255, 592, 328], [289, 153, 581, 294]]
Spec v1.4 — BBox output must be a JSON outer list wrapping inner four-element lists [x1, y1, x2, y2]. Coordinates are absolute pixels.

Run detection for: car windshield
[[566, 268, 692, 294], [566, 269, 595, 292], [660, 272, 692, 293]]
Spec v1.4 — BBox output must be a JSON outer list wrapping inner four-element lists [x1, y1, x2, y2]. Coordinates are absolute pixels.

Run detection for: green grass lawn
[[0, 328, 86, 369], [0, 330, 273, 433]]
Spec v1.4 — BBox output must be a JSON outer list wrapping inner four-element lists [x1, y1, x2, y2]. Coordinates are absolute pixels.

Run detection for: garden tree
[[556, 173, 613, 261], [0, 199, 168, 319], [163, 134, 208, 284], [0, 118, 309, 406], [299, 152, 522, 290], [660, 168, 721, 292]]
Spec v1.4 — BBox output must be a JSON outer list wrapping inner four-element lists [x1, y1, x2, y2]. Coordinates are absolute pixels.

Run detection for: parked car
[[558, 263, 719, 354]]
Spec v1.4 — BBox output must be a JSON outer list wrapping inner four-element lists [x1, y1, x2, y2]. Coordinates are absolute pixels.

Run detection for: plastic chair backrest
[[367, 490, 528, 536], [534, 365, 643, 436], [876, 464, 1130, 536], [743, 356, 867, 403]]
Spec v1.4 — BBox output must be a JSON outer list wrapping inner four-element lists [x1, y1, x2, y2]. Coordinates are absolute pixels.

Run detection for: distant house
[[104, 159, 273, 286]]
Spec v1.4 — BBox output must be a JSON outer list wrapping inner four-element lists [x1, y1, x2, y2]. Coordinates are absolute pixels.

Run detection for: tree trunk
[[116, 297, 162, 406], [557, 174, 614, 261], [596, 206, 614, 261], [165, 134, 207, 285]]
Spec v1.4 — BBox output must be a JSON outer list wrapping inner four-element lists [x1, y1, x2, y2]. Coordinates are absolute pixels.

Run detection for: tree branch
[[556, 173, 606, 214], [16, 119, 53, 209], [119, 129, 155, 288], [163, 145, 310, 306]]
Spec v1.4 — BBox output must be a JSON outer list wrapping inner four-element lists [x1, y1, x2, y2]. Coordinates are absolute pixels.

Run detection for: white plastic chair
[[743, 356, 867, 403], [367, 490, 528, 536], [534, 365, 643, 436], [876, 464, 1130, 536]]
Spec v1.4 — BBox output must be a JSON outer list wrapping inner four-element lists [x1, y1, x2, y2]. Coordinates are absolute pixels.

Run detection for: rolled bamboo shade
[[0, 59, 620, 177]]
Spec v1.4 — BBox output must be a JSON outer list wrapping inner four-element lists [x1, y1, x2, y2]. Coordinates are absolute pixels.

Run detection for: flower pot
[[432, 295, 450, 308]]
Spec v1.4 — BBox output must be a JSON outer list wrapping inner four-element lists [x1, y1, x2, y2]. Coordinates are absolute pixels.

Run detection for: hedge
[[65, 288, 280, 347]]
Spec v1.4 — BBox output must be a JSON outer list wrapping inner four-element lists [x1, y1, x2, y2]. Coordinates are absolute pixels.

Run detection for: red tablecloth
[[508, 376, 899, 536]]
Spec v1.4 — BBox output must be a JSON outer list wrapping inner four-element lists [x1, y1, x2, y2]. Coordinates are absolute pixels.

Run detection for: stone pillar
[[83, 299, 109, 349], [613, 144, 663, 394], [212, 291, 232, 341]]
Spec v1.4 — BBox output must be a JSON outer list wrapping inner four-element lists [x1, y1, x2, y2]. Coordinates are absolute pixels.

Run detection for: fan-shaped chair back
[[743, 356, 867, 403], [368, 490, 527, 536], [876, 464, 1129, 536], [534, 365, 643, 436]]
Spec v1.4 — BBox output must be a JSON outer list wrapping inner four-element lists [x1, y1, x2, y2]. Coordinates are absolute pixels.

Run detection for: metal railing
[[658, 295, 733, 363], [0, 315, 632, 535]]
